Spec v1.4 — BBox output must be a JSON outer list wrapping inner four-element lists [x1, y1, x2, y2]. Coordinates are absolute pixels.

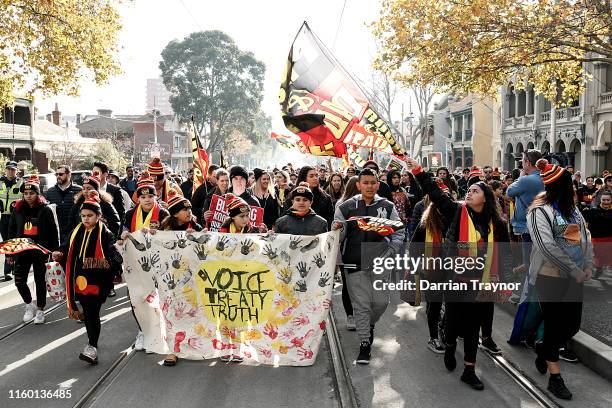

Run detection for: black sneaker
[[427, 338, 446, 354], [548, 375, 572, 400], [108, 288, 116, 298], [480, 337, 502, 355], [1, 274, 12, 282], [523, 335, 536, 349], [356, 341, 371, 365], [559, 347, 578, 363], [369, 325, 374, 345], [461, 367, 484, 390], [444, 343, 456, 371], [535, 343, 547, 374]]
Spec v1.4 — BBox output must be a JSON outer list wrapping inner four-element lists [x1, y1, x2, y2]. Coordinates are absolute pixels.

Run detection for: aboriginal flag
[[190, 119, 209, 195]]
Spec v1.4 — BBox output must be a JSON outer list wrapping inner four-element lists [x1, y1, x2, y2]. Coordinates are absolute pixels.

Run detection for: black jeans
[[536, 275, 583, 362], [14, 250, 48, 308], [445, 301, 490, 364], [1, 216, 13, 276], [340, 267, 353, 317], [81, 299, 104, 348]]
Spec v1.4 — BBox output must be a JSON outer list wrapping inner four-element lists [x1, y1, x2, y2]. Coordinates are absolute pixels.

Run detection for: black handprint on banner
[[194, 244, 208, 260], [128, 236, 146, 251], [300, 237, 319, 252], [150, 253, 160, 267], [289, 236, 302, 250], [171, 253, 182, 269], [261, 231, 277, 242], [319, 271, 331, 287], [152, 274, 159, 288], [296, 262, 311, 278], [176, 233, 188, 249], [139, 256, 151, 272], [216, 236, 230, 251], [162, 273, 176, 290], [313, 253, 326, 268], [295, 280, 307, 293], [262, 244, 278, 260], [280, 250, 291, 265], [240, 239, 254, 255], [144, 234, 152, 249], [187, 233, 211, 244]]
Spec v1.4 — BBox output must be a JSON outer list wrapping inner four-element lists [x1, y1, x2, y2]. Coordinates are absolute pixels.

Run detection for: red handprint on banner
[[263, 323, 278, 340], [292, 314, 310, 327], [174, 331, 186, 353], [297, 347, 314, 361]]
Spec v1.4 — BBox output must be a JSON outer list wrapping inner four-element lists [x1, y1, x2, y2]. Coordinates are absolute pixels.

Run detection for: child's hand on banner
[[259, 224, 268, 233], [203, 210, 212, 222]]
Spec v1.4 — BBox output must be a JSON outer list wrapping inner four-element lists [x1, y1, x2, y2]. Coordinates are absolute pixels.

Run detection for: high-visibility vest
[[0, 177, 23, 215]]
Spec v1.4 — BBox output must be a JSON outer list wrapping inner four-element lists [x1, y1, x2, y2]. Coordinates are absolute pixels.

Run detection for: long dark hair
[[340, 176, 359, 203], [530, 171, 575, 219], [325, 173, 345, 198], [471, 181, 504, 227], [297, 165, 322, 194]]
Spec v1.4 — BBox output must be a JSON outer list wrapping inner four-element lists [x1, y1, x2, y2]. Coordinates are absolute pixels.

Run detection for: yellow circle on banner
[[195, 259, 275, 329], [76, 276, 88, 291]]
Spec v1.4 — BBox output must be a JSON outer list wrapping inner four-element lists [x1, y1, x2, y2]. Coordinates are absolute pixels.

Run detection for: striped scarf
[[458, 204, 497, 283]]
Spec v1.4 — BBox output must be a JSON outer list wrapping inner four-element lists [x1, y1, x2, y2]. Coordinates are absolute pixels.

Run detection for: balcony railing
[[464, 129, 472, 140], [454, 131, 462, 140], [0, 123, 31, 140], [568, 106, 580, 118], [556, 109, 566, 120], [601, 92, 612, 105], [541, 112, 551, 122]]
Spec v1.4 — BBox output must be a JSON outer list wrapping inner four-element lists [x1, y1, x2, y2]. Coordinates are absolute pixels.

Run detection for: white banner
[[121, 230, 339, 366]]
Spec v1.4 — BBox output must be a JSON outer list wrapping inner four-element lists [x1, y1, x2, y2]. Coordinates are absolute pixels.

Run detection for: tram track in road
[[70, 310, 357, 408], [480, 346, 563, 408], [0, 300, 66, 342]]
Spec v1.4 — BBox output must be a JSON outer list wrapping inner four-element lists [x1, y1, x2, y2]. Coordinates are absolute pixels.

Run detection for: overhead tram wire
[[332, 0, 348, 51]]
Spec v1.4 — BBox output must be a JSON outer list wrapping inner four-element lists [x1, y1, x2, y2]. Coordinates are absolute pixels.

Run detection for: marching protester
[[52, 191, 122, 364], [45, 165, 82, 243], [387, 169, 412, 237], [527, 159, 593, 400], [180, 168, 195, 202], [406, 157, 510, 391], [325, 172, 345, 208], [286, 166, 334, 228], [120, 172, 169, 351], [228, 165, 260, 208], [577, 176, 597, 210], [335, 176, 359, 331], [191, 164, 219, 215], [202, 168, 230, 226], [119, 165, 138, 197], [332, 168, 404, 364], [0, 160, 23, 281], [362, 160, 393, 201], [219, 193, 266, 234], [8, 175, 59, 324], [590, 172, 611, 208], [582, 190, 612, 279], [160, 188, 203, 367], [274, 170, 292, 217], [250, 168, 279, 229], [436, 166, 458, 198], [93, 162, 125, 226], [410, 178, 452, 354], [275, 182, 328, 235], [147, 157, 183, 204]]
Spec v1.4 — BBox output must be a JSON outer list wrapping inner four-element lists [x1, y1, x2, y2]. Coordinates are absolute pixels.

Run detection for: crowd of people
[[1, 150, 609, 401]]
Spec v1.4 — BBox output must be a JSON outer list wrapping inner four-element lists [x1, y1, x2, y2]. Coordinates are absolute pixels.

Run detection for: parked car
[[24, 173, 57, 194], [70, 170, 92, 186]]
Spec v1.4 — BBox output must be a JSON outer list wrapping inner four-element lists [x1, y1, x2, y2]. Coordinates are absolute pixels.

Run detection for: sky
[[36, 0, 417, 133]]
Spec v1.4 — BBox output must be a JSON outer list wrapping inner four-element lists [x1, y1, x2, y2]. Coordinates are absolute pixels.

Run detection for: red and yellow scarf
[[65, 222, 107, 317], [130, 203, 161, 232], [458, 204, 497, 283]]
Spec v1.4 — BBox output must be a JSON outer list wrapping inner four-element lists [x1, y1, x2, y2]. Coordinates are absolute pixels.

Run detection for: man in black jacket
[[93, 162, 125, 227], [284, 166, 334, 228], [45, 165, 82, 243]]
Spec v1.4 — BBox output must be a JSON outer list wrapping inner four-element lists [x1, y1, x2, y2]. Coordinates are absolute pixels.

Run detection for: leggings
[[126, 288, 142, 331], [81, 299, 104, 348], [14, 250, 48, 308], [426, 301, 443, 339], [340, 267, 353, 317], [536, 275, 583, 362], [479, 302, 494, 339]]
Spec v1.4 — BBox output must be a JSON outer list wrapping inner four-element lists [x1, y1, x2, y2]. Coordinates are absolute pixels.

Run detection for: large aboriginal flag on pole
[[279, 22, 406, 160], [190, 118, 209, 195]]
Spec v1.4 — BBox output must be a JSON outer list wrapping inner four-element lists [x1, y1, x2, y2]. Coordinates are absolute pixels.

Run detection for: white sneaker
[[79, 345, 98, 364], [23, 303, 37, 322], [346, 315, 356, 331], [134, 331, 144, 351], [33, 309, 45, 324]]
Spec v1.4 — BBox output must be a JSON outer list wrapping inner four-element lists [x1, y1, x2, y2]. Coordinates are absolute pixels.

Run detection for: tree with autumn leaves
[[0, 0, 122, 110], [373, 0, 612, 106]]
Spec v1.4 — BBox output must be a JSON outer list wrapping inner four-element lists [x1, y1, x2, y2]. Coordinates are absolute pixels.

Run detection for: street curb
[[498, 302, 612, 383], [326, 308, 358, 408]]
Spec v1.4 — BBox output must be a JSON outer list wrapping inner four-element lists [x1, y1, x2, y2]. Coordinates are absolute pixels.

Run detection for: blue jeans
[[521, 232, 532, 268]]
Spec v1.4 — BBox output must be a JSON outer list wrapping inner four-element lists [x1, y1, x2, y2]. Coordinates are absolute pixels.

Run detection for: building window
[[508, 91, 516, 118], [527, 89, 534, 115], [517, 90, 526, 117], [606, 65, 612, 92]]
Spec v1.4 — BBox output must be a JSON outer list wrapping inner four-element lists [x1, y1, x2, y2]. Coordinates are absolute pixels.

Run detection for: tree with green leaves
[[159, 30, 265, 154], [0, 0, 122, 111]]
